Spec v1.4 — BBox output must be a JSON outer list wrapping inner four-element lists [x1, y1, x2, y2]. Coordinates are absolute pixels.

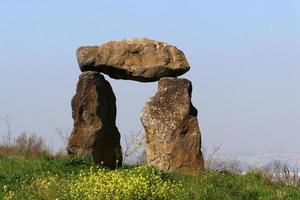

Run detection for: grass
[[1, 156, 300, 200], [0, 122, 299, 199]]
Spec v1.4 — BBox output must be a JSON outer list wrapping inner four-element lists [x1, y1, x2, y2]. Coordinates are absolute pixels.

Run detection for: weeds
[[1, 115, 13, 147], [204, 144, 242, 174], [0, 117, 52, 159], [254, 160, 300, 187], [1, 156, 300, 200], [122, 130, 145, 164]]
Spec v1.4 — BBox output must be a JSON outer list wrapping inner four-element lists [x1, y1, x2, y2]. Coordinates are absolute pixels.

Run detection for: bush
[[0, 116, 52, 159], [0, 132, 52, 159]]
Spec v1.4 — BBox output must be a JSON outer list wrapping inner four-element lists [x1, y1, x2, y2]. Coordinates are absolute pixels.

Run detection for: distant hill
[[221, 152, 300, 171]]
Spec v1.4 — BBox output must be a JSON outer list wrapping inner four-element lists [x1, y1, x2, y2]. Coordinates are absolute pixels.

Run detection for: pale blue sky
[[0, 0, 299, 154]]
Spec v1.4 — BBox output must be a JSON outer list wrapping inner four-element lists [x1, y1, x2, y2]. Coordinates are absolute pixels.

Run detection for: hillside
[[1, 155, 300, 200]]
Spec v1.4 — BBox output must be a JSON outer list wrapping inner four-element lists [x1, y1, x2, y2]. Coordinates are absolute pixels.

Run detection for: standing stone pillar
[[141, 77, 204, 172], [67, 71, 122, 169]]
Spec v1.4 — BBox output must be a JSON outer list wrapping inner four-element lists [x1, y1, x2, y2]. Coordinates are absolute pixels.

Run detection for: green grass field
[[0, 155, 300, 200]]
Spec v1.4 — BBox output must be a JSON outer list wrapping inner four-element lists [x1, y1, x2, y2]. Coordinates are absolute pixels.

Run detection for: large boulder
[[141, 77, 204, 172], [76, 38, 190, 82], [67, 71, 122, 168]]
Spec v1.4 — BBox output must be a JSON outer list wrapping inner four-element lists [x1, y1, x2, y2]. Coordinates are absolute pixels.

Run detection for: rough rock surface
[[140, 77, 204, 172], [67, 71, 122, 168], [76, 38, 190, 82]]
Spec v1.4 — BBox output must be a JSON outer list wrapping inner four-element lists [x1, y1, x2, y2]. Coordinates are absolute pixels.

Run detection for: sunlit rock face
[[76, 38, 190, 82], [141, 77, 204, 173]]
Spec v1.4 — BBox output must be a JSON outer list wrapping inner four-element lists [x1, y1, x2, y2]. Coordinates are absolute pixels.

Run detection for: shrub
[[0, 132, 51, 159]]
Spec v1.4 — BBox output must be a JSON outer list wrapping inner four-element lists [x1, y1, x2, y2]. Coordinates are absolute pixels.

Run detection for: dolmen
[[68, 38, 204, 172]]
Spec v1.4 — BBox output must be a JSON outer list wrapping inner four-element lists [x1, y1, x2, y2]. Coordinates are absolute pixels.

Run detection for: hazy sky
[[0, 1, 299, 154]]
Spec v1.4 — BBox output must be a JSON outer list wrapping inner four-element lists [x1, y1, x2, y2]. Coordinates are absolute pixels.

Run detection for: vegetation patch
[[1, 156, 300, 200]]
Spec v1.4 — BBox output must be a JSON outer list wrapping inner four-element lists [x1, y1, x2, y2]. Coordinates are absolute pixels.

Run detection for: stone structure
[[141, 77, 204, 172], [77, 38, 189, 82], [68, 38, 204, 172], [67, 72, 122, 169]]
